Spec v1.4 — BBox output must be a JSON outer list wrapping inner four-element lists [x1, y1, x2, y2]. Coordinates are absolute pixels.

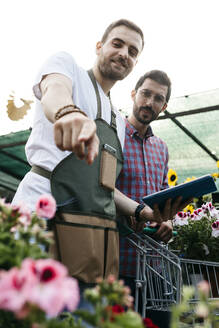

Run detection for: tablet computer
[[142, 174, 217, 210]]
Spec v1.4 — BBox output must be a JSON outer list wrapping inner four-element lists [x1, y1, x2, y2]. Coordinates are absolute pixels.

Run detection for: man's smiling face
[[96, 25, 143, 81]]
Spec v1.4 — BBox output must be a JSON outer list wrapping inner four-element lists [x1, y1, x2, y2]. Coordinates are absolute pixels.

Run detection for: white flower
[[202, 244, 210, 255], [173, 212, 188, 226], [212, 229, 219, 238], [195, 302, 209, 318]]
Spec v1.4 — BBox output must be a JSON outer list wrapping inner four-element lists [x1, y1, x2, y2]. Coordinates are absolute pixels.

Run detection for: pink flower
[[0, 258, 80, 318], [60, 277, 80, 312], [107, 274, 116, 284], [12, 202, 31, 225], [35, 194, 56, 219], [0, 267, 31, 313], [29, 267, 79, 316], [34, 258, 67, 283], [28, 259, 79, 316], [197, 280, 210, 297]]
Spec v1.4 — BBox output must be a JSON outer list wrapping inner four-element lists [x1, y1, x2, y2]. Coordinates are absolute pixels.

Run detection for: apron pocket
[[100, 147, 117, 191], [49, 214, 119, 283]]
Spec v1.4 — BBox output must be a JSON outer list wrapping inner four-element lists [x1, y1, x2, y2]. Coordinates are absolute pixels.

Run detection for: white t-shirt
[[12, 52, 125, 211]]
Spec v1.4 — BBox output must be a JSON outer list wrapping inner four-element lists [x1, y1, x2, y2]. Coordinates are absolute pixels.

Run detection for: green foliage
[[112, 310, 143, 328], [0, 310, 30, 328], [46, 312, 84, 328]]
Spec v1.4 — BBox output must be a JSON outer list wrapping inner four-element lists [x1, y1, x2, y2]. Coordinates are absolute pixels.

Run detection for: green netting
[[152, 89, 219, 186]]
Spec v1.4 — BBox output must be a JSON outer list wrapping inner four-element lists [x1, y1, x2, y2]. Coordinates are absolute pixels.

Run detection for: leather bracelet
[[55, 104, 87, 121], [135, 203, 146, 222]]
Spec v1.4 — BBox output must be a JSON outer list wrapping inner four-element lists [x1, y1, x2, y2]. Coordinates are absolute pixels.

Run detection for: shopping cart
[[121, 224, 219, 318], [119, 223, 182, 318]]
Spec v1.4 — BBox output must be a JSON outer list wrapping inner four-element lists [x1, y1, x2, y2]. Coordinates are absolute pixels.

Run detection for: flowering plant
[[0, 195, 56, 270], [0, 195, 83, 328], [0, 258, 80, 327], [167, 168, 178, 187], [171, 280, 219, 328], [169, 202, 219, 261]]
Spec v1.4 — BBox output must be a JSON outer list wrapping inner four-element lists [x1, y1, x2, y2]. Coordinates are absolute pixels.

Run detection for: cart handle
[[143, 226, 177, 236]]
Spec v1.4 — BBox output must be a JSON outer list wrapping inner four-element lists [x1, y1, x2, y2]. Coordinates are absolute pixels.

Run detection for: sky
[[0, 0, 219, 135]]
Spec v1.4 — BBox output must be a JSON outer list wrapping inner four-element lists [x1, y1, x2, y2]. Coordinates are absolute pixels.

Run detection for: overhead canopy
[[0, 129, 31, 199], [0, 88, 219, 199]]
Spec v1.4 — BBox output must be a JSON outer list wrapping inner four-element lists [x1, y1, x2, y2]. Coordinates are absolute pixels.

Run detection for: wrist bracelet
[[135, 203, 146, 222], [55, 104, 87, 121]]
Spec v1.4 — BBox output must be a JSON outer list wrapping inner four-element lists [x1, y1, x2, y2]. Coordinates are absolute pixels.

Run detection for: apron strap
[[87, 69, 102, 119], [110, 104, 117, 130], [31, 165, 51, 179], [87, 69, 117, 130]]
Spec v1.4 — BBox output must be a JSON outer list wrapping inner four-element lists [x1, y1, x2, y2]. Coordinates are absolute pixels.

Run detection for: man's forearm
[[114, 188, 138, 216], [114, 188, 159, 223], [40, 73, 73, 123]]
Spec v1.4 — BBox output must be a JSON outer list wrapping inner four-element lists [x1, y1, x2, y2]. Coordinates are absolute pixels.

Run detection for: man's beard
[[133, 104, 158, 125], [98, 56, 131, 81]]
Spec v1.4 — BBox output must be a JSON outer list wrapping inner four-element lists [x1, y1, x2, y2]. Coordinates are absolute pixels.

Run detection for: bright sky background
[[1, 0, 219, 135]]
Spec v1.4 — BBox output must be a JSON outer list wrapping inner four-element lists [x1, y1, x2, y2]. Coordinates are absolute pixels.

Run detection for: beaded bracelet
[[55, 104, 87, 121]]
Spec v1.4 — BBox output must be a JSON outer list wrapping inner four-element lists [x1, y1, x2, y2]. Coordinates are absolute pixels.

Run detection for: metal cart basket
[[125, 230, 219, 318], [126, 232, 182, 317], [179, 257, 219, 301]]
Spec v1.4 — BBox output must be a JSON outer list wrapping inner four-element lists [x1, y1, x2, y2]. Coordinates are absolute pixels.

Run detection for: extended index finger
[[85, 133, 100, 165], [78, 120, 97, 142]]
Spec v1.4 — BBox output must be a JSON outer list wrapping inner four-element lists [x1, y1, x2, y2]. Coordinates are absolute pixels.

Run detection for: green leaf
[[113, 311, 144, 328]]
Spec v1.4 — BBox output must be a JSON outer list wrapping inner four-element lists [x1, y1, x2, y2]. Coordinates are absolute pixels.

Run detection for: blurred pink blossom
[[30, 277, 79, 317], [6, 202, 32, 233], [107, 274, 116, 284], [33, 258, 67, 283], [0, 258, 79, 318], [35, 194, 56, 219], [197, 280, 210, 297], [0, 267, 32, 313]]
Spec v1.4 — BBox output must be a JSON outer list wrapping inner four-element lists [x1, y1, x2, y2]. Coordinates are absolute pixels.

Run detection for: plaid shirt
[[116, 120, 169, 277]]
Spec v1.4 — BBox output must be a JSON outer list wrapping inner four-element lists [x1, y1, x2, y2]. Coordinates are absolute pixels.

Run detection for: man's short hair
[[101, 19, 144, 50], [135, 70, 172, 102]]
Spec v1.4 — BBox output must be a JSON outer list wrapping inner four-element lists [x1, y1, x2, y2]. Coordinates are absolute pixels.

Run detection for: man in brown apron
[[12, 19, 174, 294]]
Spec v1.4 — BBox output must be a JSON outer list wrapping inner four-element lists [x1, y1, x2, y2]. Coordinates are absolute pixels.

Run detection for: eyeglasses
[[139, 89, 166, 105]]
